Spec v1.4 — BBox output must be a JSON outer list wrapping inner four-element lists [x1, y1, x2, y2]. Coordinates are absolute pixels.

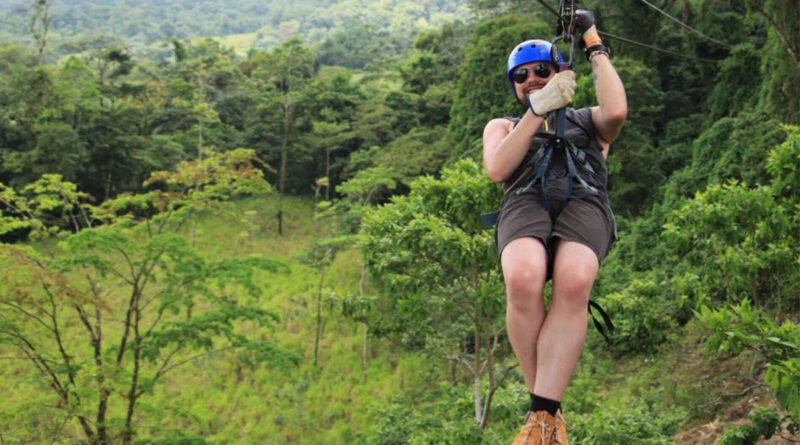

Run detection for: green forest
[[0, 0, 798, 444], [0, 0, 468, 61]]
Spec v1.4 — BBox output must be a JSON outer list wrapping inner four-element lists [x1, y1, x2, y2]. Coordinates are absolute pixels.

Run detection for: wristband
[[584, 43, 610, 61], [527, 95, 543, 117], [589, 50, 610, 62]]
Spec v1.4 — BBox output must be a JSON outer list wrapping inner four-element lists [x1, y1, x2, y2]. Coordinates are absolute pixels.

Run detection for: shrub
[[698, 301, 800, 420], [568, 400, 686, 445], [719, 406, 782, 445], [596, 277, 678, 355]]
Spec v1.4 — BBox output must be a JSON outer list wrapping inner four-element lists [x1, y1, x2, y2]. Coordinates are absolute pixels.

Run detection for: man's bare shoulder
[[484, 117, 515, 135]]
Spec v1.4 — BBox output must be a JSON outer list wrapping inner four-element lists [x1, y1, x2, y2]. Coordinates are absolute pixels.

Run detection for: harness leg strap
[[588, 299, 615, 344]]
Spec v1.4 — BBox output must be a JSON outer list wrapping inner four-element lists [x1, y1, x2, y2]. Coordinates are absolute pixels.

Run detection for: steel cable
[[636, 0, 733, 49]]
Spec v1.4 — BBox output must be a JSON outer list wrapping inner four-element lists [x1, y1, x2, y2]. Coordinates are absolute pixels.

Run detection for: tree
[[301, 236, 354, 367], [29, 0, 51, 64], [309, 119, 352, 200], [317, 19, 408, 70], [745, 0, 800, 124], [80, 47, 152, 200], [352, 96, 400, 149], [249, 38, 315, 235], [331, 166, 399, 380], [303, 67, 362, 198], [161, 39, 239, 157], [745, 0, 799, 64], [0, 43, 38, 72], [0, 65, 59, 187], [372, 126, 450, 184], [360, 159, 510, 427], [0, 149, 298, 444]]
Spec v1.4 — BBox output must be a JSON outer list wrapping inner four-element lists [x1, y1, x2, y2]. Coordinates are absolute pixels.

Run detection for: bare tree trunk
[[197, 117, 204, 160], [105, 172, 112, 201], [681, 0, 690, 36], [473, 317, 483, 425], [122, 295, 142, 445], [479, 312, 494, 428], [278, 102, 289, 236], [748, 0, 799, 63], [313, 266, 325, 367], [359, 266, 369, 381], [325, 145, 331, 201], [47, 291, 94, 438], [362, 324, 369, 382], [192, 83, 205, 247], [94, 308, 110, 444], [71, 304, 99, 441]]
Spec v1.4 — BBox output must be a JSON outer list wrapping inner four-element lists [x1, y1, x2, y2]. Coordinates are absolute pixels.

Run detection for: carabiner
[[554, 0, 576, 70]]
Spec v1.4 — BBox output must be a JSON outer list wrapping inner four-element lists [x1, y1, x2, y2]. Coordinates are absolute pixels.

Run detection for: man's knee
[[552, 241, 599, 308], [505, 266, 546, 309], [501, 238, 547, 311], [556, 267, 595, 303]]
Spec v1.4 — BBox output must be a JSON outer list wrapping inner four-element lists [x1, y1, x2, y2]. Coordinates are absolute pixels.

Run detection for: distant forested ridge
[[0, 0, 469, 60]]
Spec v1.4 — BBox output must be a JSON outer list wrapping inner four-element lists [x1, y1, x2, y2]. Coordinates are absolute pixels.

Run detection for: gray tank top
[[507, 107, 608, 189]]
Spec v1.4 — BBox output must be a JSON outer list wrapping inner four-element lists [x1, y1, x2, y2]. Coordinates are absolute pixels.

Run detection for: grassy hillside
[[1, 194, 797, 443], [0, 195, 442, 444]]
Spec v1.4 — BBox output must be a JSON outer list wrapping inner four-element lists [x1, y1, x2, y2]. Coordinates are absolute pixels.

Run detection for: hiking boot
[[511, 410, 568, 445], [554, 409, 569, 445]]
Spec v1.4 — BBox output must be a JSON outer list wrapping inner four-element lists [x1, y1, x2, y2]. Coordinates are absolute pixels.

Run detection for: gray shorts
[[495, 176, 616, 277]]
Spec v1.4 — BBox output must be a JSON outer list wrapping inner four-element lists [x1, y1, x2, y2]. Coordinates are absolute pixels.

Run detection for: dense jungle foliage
[[0, 0, 799, 443]]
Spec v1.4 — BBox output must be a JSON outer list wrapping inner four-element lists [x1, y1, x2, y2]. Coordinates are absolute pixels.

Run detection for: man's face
[[511, 62, 557, 101]]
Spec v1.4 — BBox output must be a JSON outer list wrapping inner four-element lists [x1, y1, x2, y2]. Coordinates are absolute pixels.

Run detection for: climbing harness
[[483, 0, 615, 344]]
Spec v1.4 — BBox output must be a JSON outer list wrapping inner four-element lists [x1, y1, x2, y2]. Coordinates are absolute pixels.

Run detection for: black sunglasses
[[512, 63, 553, 84]]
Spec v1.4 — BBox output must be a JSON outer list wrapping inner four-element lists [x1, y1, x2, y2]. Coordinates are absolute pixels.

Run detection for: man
[[482, 10, 627, 445]]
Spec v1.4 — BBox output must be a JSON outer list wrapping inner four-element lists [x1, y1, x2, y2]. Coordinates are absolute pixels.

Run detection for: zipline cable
[[598, 30, 720, 63], [533, 0, 721, 63], [636, 0, 732, 49], [534, 0, 564, 24]]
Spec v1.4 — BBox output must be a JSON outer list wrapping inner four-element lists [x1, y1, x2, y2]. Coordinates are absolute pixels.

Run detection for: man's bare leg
[[533, 240, 599, 400], [501, 237, 549, 393]]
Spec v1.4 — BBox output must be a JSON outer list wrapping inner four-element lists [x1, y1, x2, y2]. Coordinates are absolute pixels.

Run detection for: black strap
[[515, 145, 555, 209], [588, 299, 615, 344], [480, 210, 501, 227], [564, 140, 599, 201], [555, 107, 567, 139]]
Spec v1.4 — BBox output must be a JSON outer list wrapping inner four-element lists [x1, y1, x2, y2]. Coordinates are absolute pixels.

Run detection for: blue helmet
[[507, 39, 563, 85]]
